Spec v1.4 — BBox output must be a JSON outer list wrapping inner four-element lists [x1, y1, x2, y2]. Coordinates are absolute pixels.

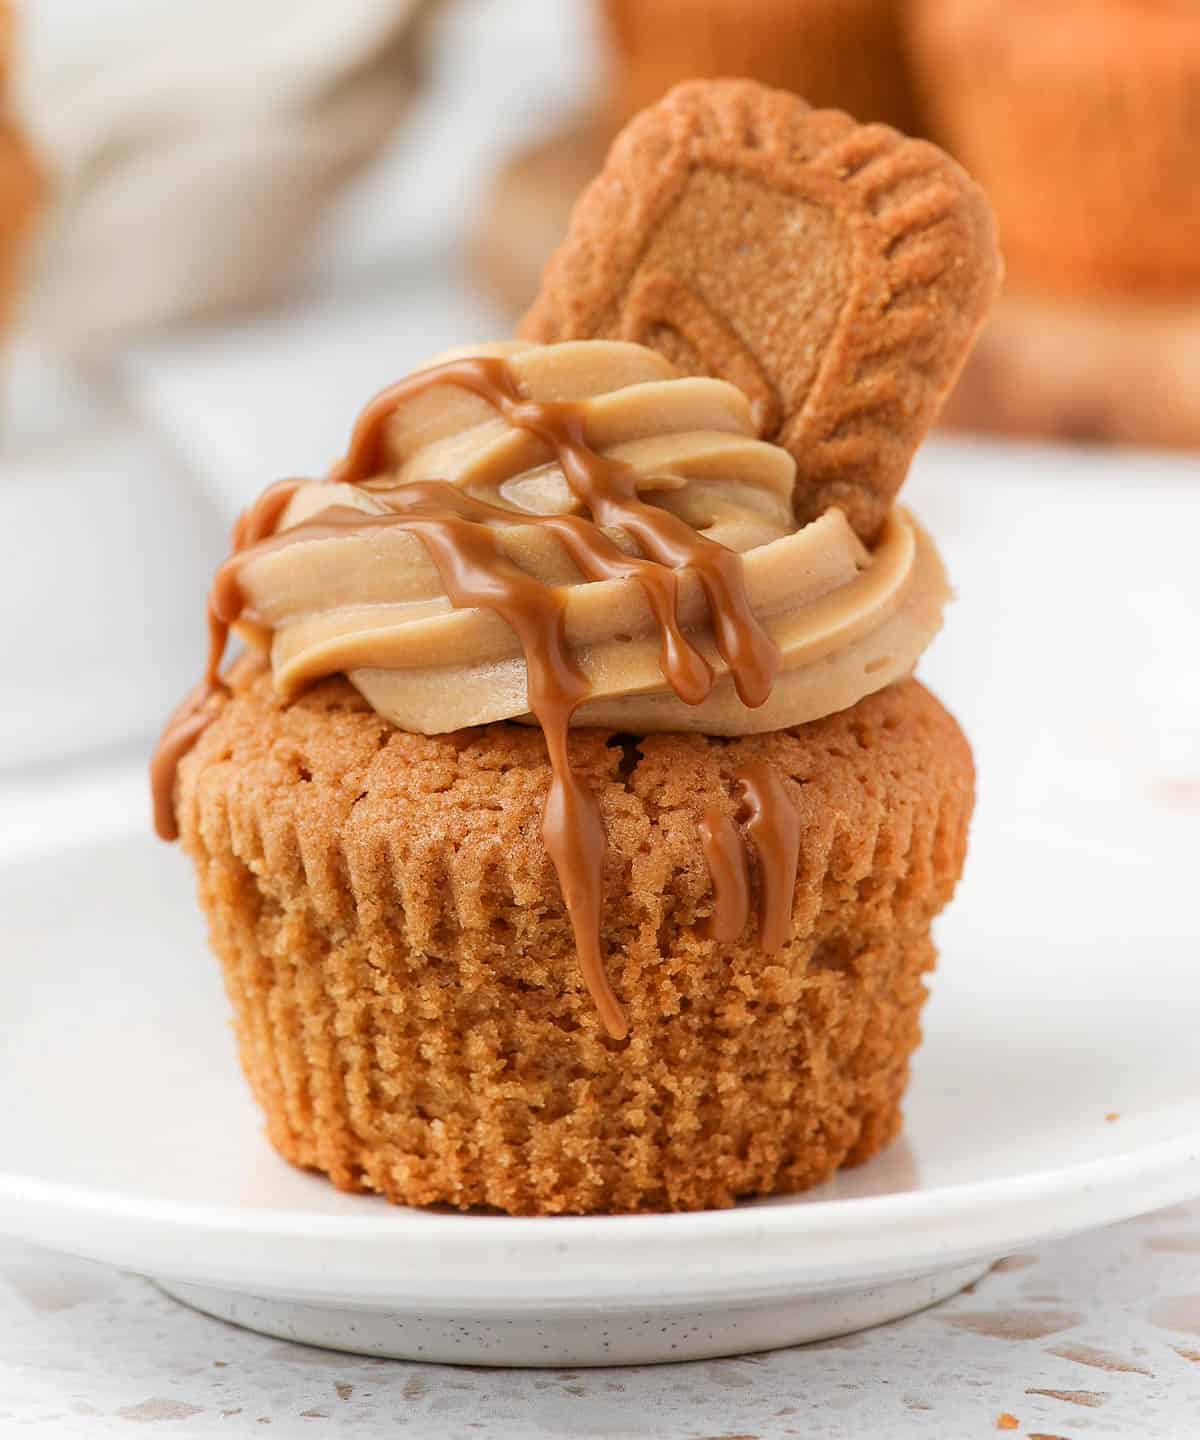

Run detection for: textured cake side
[[176, 665, 973, 1214]]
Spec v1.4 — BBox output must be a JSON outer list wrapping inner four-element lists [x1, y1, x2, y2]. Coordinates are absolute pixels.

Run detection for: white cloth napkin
[[13, 0, 440, 347]]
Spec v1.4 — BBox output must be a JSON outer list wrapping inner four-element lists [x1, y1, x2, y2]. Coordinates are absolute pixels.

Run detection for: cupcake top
[[227, 340, 948, 739], [154, 339, 948, 1039], [154, 80, 999, 1038]]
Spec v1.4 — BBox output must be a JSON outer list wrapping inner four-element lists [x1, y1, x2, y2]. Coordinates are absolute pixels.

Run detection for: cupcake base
[[941, 287, 1200, 450], [177, 663, 973, 1215]]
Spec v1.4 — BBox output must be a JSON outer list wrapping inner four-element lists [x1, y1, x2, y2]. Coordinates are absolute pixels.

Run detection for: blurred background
[[0, 0, 1197, 944]]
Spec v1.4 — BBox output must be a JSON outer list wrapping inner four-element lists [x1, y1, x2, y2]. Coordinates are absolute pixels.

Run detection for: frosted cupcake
[[155, 82, 998, 1214], [910, 0, 1200, 447]]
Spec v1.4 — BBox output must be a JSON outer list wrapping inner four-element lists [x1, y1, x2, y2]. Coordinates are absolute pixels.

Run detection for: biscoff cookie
[[602, 0, 918, 134], [178, 663, 972, 1215], [908, 0, 1200, 297], [470, 2, 920, 322], [520, 79, 1000, 542]]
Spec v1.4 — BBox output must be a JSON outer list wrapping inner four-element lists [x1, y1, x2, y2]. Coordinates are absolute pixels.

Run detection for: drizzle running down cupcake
[[155, 80, 999, 1215]]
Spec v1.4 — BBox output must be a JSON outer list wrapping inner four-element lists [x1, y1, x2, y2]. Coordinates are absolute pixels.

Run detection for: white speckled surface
[[2, 1204, 1199, 1437]]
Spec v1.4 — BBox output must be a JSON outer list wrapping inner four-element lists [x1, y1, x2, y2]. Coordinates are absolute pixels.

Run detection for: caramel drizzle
[[330, 359, 779, 707], [698, 806, 750, 943], [737, 762, 803, 953], [151, 477, 302, 841], [152, 356, 794, 1037], [701, 763, 802, 952]]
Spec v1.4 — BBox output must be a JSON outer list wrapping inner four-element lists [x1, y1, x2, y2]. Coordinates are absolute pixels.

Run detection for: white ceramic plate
[[2, 774, 1199, 1366]]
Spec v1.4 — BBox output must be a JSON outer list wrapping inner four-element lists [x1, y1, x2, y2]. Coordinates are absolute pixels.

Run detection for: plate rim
[[3, 1130, 1198, 1308], [3, 792, 1200, 1308]]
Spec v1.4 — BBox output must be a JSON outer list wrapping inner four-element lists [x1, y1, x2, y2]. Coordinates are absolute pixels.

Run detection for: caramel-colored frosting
[[232, 341, 948, 737]]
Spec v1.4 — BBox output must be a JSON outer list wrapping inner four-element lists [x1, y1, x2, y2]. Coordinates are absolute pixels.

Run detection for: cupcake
[[603, 0, 918, 133], [910, 0, 1200, 446], [908, 0, 1200, 296], [0, 1, 43, 331], [155, 81, 999, 1215]]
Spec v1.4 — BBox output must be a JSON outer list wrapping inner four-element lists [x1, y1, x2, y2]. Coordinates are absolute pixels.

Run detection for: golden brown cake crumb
[[176, 662, 973, 1215]]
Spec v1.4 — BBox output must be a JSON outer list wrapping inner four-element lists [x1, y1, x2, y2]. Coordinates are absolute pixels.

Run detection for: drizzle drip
[[737, 761, 803, 953], [699, 806, 750, 943], [152, 477, 301, 841], [700, 763, 802, 952], [152, 356, 789, 1036]]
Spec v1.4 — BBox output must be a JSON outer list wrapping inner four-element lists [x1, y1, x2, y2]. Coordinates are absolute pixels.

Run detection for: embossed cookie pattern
[[521, 79, 1001, 540]]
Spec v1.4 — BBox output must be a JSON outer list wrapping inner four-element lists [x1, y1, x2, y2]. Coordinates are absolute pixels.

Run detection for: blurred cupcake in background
[[0, 0, 43, 337], [472, 0, 920, 319], [602, 0, 917, 133], [910, 0, 1199, 297], [910, 0, 1200, 448]]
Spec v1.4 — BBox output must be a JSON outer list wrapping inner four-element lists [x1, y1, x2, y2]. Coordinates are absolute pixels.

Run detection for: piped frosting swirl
[[154, 339, 951, 1039], [233, 341, 948, 736]]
